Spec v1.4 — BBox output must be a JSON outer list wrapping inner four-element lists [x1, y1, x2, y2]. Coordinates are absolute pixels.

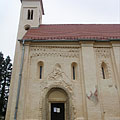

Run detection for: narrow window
[[38, 61, 44, 79], [71, 62, 77, 80], [101, 62, 109, 79], [40, 66, 42, 79], [27, 10, 30, 20], [73, 66, 75, 80], [31, 10, 33, 20], [102, 67, 105, 79], [27, 9, 33, 20]]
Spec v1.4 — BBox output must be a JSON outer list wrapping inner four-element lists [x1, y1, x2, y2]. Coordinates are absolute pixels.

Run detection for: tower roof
[[20, 0, 44, 15], [23, 24, 120, 41]]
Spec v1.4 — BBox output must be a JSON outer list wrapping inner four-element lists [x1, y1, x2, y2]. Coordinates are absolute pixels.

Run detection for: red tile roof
[[23, 24, 120, 41]]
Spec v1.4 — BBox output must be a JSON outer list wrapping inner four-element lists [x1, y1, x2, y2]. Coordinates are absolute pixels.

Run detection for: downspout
[[14, 40, 25, 120]]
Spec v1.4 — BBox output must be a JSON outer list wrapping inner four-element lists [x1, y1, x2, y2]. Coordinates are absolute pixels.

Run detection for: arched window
[[27, 9, 34, 20], [38, 61, 44, 79], [71, 62, 77, 80], [101, 62, 109, 79]]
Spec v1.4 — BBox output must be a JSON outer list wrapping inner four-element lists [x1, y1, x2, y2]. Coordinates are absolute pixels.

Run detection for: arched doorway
[[46, 88, 69, 120]]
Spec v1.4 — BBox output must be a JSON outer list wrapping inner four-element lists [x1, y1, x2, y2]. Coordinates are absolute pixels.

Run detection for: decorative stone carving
[[48, 63, 63, 81], [95, 48, 111, 58], [39, 80, 75, 120], [37, 62, 77, 120], [30, 46, 80, 58]]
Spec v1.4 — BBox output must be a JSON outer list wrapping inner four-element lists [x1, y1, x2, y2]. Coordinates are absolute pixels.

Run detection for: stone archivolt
[[38, 80, 75, 120]]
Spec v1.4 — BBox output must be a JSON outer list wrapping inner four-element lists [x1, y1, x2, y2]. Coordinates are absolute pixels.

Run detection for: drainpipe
[[14, 40, 25, 120]]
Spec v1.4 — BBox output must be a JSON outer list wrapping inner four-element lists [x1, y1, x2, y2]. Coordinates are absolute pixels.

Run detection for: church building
[[6, 0, 120, 120]]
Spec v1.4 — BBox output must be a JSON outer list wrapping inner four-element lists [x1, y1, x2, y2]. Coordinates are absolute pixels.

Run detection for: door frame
[[44, 87, 71, 120], [49, 101, 66, 120]]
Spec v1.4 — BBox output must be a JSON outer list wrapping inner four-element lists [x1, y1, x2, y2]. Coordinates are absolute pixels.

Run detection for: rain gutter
[[18, 39, 120, 42], [14, 40, 25, 120]]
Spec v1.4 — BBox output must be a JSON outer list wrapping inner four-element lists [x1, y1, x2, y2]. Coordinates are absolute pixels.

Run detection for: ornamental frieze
[[95, 48, 111, 58], [30, 46, 80, 58]]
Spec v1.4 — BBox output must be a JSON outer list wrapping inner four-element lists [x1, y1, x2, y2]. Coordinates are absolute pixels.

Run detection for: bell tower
[[5, 0, 44, 120], [18, 0, 44, 39]]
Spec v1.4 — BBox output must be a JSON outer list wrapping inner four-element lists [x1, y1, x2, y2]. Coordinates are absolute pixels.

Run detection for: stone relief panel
[[95, 47, 120, 119], [38, 63, 73, 91], [30, 45, 80, 58], [48, 63, 63, 81]]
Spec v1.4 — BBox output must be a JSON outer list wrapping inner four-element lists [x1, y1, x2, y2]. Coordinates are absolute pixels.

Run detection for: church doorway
[[46, 88, 69, 120], [51, 103, 65, 120]]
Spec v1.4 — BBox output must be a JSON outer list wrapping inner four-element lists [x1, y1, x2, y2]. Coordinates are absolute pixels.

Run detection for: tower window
[[71, 62, 77, 80], [31, 10, 33, 20], [27, 10, 30, 20], [27, 9, 34, 20]]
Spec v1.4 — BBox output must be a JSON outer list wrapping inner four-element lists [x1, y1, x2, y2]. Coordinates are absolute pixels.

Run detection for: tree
[[0, 52, 12, 119]]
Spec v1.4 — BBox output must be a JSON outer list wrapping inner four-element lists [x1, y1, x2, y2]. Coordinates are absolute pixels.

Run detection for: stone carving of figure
[[48, 63, 63, 81]]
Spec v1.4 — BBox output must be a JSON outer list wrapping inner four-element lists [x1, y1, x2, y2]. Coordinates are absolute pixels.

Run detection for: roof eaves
[[19, 37, 120, 42], [18, 39, 79, 42], [109, 39, 120, 41], [18, 39, 119, 42]]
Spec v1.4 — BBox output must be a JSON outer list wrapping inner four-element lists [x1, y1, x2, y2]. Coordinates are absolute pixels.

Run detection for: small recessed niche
[[24, 24, 31, 31]]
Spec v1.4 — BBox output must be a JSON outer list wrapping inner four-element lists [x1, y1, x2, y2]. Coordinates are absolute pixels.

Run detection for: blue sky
[[0, 0, 120, 60]]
